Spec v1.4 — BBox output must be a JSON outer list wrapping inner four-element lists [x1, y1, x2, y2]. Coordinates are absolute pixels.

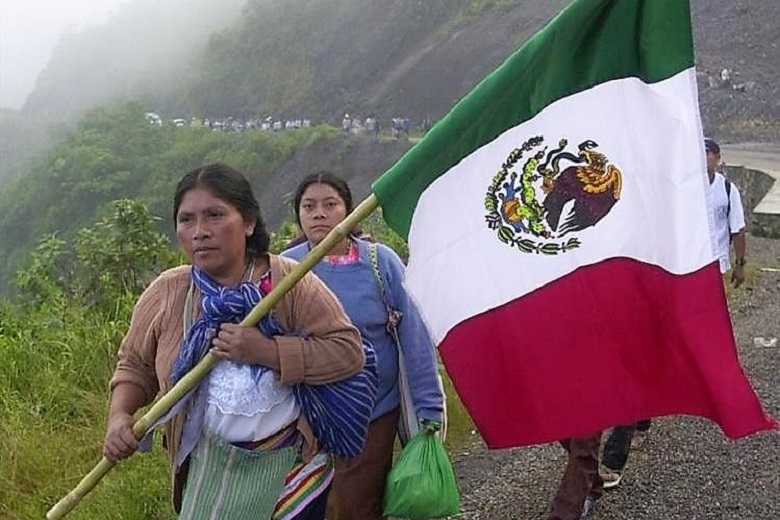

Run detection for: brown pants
[[326, 408, 400, 520], [546, 432, 604, 520]]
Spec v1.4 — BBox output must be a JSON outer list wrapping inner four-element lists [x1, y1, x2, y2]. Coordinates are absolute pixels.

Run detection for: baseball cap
[[704, 137, 720, 154]]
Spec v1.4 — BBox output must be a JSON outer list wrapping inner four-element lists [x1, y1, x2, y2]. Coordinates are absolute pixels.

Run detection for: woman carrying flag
[[103, 163, 365, 519]]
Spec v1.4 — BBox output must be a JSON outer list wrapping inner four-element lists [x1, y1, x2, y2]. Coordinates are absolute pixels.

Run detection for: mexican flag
[[372, 0, 776, 448]]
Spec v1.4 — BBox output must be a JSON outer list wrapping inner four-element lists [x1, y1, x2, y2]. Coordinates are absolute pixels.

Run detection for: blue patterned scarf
[[171, 265, 274, 383]]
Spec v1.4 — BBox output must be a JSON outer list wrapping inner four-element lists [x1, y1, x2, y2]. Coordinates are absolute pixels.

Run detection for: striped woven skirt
[[179, 428, 333, 520]]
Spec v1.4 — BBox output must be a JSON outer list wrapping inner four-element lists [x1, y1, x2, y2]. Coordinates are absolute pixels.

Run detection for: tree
[[15, 199, 179, 310]]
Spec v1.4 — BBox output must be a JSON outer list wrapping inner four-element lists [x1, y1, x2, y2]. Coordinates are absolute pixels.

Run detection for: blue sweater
[[284, 239, 444, 423]]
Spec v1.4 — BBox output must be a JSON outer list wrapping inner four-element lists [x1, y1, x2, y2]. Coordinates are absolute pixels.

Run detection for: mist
[[0, 0, 126, 110], [16, 0, 248, 120], [0, 0, 248, 184]]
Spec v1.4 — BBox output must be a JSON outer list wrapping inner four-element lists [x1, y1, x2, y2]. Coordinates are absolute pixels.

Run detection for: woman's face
[[298, 182, 348, 246], [176, 187, 253, 284]]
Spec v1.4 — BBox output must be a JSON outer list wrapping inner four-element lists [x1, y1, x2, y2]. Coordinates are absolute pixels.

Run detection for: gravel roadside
[[449, 235, 780, 519]]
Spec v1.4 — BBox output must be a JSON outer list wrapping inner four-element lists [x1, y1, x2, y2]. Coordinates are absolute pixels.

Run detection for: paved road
[[723, 143, 780, 214]]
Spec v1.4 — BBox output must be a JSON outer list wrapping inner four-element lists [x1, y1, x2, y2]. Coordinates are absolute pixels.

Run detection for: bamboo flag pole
[[46, 194, 380, 520]]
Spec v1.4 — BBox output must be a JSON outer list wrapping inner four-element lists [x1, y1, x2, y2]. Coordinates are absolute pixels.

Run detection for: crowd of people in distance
[[144, 111, 433, 139]]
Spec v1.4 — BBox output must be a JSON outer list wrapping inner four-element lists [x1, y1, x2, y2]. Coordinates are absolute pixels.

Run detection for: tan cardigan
[[109, 254, 363, 509]]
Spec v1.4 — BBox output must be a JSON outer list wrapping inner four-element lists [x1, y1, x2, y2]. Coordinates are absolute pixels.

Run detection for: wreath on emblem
[[484, 135, 623, 254]]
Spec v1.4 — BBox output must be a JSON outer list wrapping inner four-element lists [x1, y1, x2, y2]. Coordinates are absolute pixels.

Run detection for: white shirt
[[707, 172, 745, 273], [204, 362, 300, 442]]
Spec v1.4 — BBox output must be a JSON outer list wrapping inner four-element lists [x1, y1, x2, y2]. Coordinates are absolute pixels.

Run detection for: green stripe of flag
[[372, 0, 694, 239]]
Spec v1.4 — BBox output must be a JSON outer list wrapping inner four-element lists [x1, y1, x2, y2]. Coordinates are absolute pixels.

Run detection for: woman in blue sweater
[[284, 171, 445, 520]]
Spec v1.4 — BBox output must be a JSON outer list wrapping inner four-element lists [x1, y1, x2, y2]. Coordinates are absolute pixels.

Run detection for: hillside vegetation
[[0, 101, 415, 291]]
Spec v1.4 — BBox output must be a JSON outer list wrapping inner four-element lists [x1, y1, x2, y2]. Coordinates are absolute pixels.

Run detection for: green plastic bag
[[383, 428, 460, 519]]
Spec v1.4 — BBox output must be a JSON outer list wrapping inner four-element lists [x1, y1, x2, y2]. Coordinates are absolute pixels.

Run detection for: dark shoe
[[580, 492, 599, 519]]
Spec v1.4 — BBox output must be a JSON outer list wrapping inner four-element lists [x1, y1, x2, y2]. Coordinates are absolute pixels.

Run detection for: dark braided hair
[[174, 163, 270, 259]]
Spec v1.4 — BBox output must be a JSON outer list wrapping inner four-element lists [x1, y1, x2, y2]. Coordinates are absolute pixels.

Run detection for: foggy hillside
[[21, 0, 247, 120], [21, 0, 780, 142]]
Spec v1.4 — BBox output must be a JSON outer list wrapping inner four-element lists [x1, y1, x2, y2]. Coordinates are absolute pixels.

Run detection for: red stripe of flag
[[440, 258, 777, 448]]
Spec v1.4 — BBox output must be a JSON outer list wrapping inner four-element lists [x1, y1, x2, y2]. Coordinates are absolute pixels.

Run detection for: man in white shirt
[[705, 138, 746, 288]]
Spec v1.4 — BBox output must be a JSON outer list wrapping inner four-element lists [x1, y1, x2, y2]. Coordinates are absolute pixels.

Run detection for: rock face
[[691, 1, 780, 142]]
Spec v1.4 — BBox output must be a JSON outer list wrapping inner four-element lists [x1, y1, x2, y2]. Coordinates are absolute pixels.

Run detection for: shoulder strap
[[368, 243, 403, 338], [724, 178, 732, 219], [184, 280, 194, 336], [368, 243, 391, 313]]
